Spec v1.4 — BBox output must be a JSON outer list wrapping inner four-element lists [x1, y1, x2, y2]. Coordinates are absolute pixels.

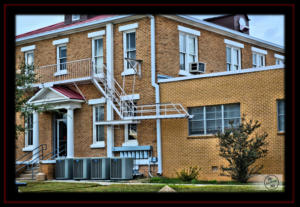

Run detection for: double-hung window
[[226, 46, 241, 71], [224, 39, 243, 71], [25, 113, 33, 147], [179, 33, 198, 73], [92, 105, 105, 148], [252, 47, 267, 68], [25, 51, 34, 66], [188, 103, 240, 136], [57, 45, 67, 71], [277, 100, 285, 132], [124, 31, 136, 70], [252, 53, 265, 68], [92, 38, 104, 74], [275, 54, 284, 65]]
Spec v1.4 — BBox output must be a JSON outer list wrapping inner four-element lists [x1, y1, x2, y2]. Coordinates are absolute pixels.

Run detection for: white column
[[106, 23, 114, 157], [32, 111, 39, 161], [67, 108, 74, 158]]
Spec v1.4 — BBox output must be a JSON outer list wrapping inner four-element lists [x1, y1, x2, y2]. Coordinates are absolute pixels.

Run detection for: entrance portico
[[27, 86, 85, 159]]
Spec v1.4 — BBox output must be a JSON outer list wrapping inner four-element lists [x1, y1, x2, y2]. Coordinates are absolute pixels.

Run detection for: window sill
[[178, 70, 192, 76], [121, 69, 136, 76], [54, 70, 68, 76], [277, 131, 285, 135], [187, 134, 217, 139], [122, 140, 138, 147], [90, 142, 105, 149], [22, 146, 34, 152]]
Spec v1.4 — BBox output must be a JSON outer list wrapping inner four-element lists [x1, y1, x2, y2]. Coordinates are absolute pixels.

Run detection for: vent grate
[[91, 159, 103, 179], [73, 159, 83, 179], [56, 159, 65, 178], [111, 159, 122, 179]]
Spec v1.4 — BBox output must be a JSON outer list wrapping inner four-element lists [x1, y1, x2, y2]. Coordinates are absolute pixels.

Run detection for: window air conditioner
[[189, 62, 206, 73]]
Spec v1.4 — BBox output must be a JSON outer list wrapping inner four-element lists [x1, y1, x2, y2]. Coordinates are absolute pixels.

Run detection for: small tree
[[15, 61, 51, 138], [216, 115, 268, 183]]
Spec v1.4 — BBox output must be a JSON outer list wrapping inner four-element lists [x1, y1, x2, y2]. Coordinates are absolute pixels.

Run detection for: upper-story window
[[177, 26, 200, 76], [224, 39, 244, 72], [252, 47, 267, 68], [52, 38, 69, 76], [72, 15, 80, 21], [25, 51, 34, 66], [179, 33, 198, 72], [275, 54, 285, 65], [57, 45, 67, 71], [119, 23, 139, 76], [93, 38, 104, 74], [124, 31, 136, 70]]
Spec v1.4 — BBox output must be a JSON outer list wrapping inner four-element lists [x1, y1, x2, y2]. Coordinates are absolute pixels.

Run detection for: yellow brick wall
[[155, 16, 283, 77], [160, 68, 284, 180]]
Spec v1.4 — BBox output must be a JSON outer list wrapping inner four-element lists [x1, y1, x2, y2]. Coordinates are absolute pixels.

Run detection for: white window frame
[[122, 29, 137, 76], [54, 44, 68, 76], [277, 100, 285, 132], [275, 54, 285, 65], [226, 46, 242, 71], [24, 50, 34, 66], [92, 36, 104, 75], [91, 105, 105, 148], [252, 52, 266, 68], [123, 100, 139, 146], [72, 15, 80, 21], [178, 32, 198, 76], [188, 103, 240, 136], [23, 113, 34, 151]]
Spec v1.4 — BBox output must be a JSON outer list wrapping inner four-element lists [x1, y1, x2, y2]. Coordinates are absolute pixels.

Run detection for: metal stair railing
[[42, 143, 67, 161], [16, 144, 47, 179]]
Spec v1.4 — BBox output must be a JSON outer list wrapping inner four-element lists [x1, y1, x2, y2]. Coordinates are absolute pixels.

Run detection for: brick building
[[15, 14, 285, 181]]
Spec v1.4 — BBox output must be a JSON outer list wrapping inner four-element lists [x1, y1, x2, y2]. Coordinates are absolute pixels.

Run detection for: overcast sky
[[15, 14, 284, 46]]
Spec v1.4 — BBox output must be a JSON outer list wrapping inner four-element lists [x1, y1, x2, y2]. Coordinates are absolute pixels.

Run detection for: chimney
[[204, 14, 250, 34]]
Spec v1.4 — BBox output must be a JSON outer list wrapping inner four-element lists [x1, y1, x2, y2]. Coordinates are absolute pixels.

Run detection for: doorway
[[57, 119, 67, 157]]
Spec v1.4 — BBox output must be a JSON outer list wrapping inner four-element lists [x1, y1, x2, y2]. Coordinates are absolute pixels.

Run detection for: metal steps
[[91, 64, 191, 120]]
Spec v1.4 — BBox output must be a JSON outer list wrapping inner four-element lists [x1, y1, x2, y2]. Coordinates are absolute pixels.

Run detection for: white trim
[[121, 68, 136, 76], [121, 94, 140, 101], [118, 23, 139, 32], [158, 65, 284, 83], [122, 139, 139, 147], [224, 39, 244, 48], [22, 145, 34, 152], [90, 142, 105, 148], [88, 98, 106, 105], [36, 77, 92, 88], [54, 70, 68, 76], [52, 38, 69, 45], [275, 54, 285, 60], [251, 47, 268, 55], [178, 25, 201, 36], [72, 15, 80, 21], [88, 30, 105, 38], [21, 45, 36, 52], [40, 160, 56, 164], [94, 120, 140, 125]]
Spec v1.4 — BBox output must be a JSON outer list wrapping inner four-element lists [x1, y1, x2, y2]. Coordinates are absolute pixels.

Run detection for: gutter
[[149, 15, 163, 175]]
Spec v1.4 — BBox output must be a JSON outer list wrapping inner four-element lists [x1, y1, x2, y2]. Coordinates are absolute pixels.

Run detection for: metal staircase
[[91, 63, 191, 120]]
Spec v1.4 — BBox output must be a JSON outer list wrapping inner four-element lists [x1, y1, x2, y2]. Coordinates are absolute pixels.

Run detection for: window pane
[[59, 46, 66, 58], [94, 39, 103, 57], [128, 124, 137, 140], [226, 47, 231, 63], [188, 107, 204, 135], [96, 125, 104, 141], [188, 55, 195, 64], [277, 100, 285, 131], [180, 53, 185, 70], [188, 37, 196, 55], [179, 34, 186, 52], [224, 104, 240, 128], [27, 114, 33, 146], [232, 48, 238, 65], [95, 106, 104, 122], [252, 54, 257, 66], [227, 63, 231, 71], [27, 53, 34, 65], [127, 32, 136, 51]]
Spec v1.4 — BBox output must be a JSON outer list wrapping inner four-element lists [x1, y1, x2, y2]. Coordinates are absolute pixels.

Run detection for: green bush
[[176, 166, 201, 182]]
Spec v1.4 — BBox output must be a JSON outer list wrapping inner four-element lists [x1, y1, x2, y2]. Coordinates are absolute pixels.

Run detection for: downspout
[[149, 15, 162, 175]]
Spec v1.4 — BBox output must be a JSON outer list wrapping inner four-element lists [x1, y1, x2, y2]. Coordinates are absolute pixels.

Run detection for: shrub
[[216, 115, 268, 183], [176, 166, 201, 182]]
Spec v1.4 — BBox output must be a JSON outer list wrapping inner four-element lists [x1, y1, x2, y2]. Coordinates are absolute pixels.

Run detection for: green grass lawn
[[18, 181, 284, 193]]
